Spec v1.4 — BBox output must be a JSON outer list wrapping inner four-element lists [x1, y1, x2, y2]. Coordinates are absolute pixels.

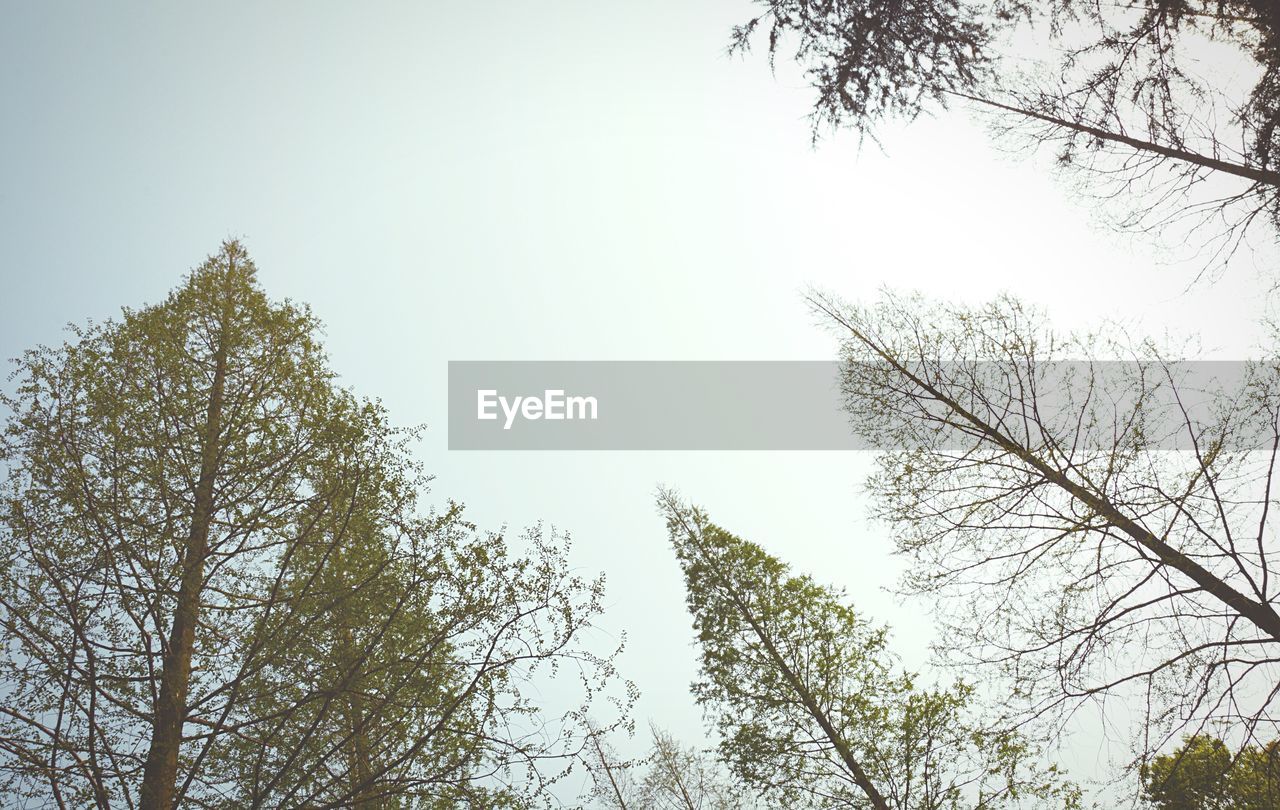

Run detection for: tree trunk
[[676, 510, 893, 810], [139, 300, 230, 810], [730, 589, 892, 810], [341, 623, 379, 809], [347, 694, 378, 809]]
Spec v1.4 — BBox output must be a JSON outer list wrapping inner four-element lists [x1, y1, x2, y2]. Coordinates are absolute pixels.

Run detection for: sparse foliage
[[730, 0, 1280, 261], [584, 723, 760, 810], [809, 288, 1280, 771]]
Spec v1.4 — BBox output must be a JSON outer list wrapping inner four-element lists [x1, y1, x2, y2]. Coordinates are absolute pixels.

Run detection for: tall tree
[[808, 289, 1280, 770], [0, 242, 628, 807], [729, 0, 1280, 260], [659, 493, 1080, 810]]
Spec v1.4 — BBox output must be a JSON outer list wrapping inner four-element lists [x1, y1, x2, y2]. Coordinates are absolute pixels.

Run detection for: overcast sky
[[2, 0, 1275, 798]]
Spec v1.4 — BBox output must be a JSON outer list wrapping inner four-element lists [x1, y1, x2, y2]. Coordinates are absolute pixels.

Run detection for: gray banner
[[447, 360, 1272, 451]]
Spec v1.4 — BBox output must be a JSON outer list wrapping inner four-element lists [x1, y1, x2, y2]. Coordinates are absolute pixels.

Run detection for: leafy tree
[[0, 242, 628, 808], [729, 0, 1280, 260], [658, 493, 1080, 810], [1141, 735, 1280, 809], [209, 509, 616, 809], [807, 288, 1280, 769]]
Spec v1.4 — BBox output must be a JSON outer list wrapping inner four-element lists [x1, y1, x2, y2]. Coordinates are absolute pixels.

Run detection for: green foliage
[[659, 493, 1080, 810], [1141, 736, 1280, 810], [0, 242, 628, 807], [209, 507, 612, 809], [0, 242, 336, 805]]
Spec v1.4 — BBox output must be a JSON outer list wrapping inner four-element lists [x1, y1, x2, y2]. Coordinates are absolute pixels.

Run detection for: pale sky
[[1, 0, 1274, 800]]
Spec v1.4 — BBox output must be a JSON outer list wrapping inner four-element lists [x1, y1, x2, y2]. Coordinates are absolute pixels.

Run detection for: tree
[[728, 0, 1280, 261], [585, 723, 762, 810], [807, 289, 1280, 770], [637, 726, 747, 810], [658, 493, 1080, 810], [0, 242, 628, 807], [1141, 735, 1280, 809], [209, 511, 619, 809]]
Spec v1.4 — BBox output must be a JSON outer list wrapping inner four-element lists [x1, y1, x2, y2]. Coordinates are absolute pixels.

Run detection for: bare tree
[[809, 288, 1280, 770], [585, 723, 760, 810]]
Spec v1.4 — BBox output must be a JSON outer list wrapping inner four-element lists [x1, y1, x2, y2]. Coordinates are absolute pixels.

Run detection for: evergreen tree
[[660, 493, 1078, 810]]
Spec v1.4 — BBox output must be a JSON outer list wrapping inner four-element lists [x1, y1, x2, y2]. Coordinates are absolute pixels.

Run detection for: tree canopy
[[731, 0, 1280, 259], [805, 288, 1280, 771], [1142, 735, 1280, 809], [659, 492, 1080, 810], [0, 242, 628, 808]]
